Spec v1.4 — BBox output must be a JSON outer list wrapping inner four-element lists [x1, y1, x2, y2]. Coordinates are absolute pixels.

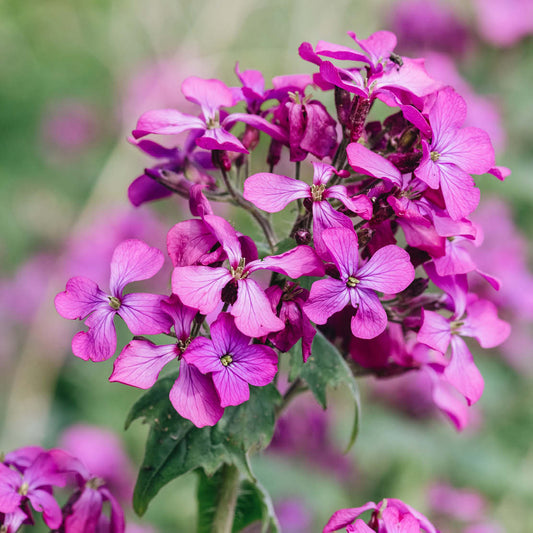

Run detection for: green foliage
[[126, 373, 281, 516], [290, 330, 361, 451], [197, 468, 279, 533]]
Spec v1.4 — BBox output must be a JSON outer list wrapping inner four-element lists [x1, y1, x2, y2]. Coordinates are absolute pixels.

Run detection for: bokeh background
[[1, 0, 533, 531]]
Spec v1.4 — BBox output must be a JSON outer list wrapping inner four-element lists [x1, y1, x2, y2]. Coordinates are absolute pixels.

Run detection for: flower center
[[108, 296, 121, 310], [220, 354, 233, 367], [230, 258, 248, 280], [311, 184, 326, 202], [346, 276, 360, 288], [450, 320, 464, 334], [177, 338, 191, 354], [86, 477, 106, 490], [430, 150, 440, 162], [205, 111, 220, 129], [18, 482, 29, 496]]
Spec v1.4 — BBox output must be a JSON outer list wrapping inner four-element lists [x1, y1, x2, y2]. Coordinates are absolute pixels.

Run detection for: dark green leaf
[[126, 376, 281, 516], [290, 329, 361, 451], [274, 237, 296, 255]]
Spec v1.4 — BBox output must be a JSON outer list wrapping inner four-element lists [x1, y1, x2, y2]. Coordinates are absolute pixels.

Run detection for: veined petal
[[325, 185, 373, 220], [128, 174, 174, 206], [247, 246, 325, 278], [323, 503, 378, 533], [223, 113, 289, 143], [172, 266, 231, 315], [445, 335, 484, 405], [181, 77, 234, 118], [0, 464, 22, 513], [182, 337, 221, 374], [167, 219, 220, 268], [196, 127, 248, 154], [133, 109, 205, 138], [434, 239, 476, 276], [346, 143, 402, 186], [63, 487, 103, 533], [72, 307, 116, 362], [350, 289, 388, 339], [203, 215, 242, 268], [229, 343, 278, 386], [169, 361, 224, 428], [415, 141, 441, 189], [311, 161, 337, 186], [304, 278, 350, 325], [319, 61, 367, 97], [346, 520, 375, 533], [312, 202, 355, 260], [429, 88, 467, 141], [161, 294, 197, 340], [243, 172, 309, 212], [315, 40, 369, 63], [109, 340, 177, 389], [319, 226, 360, 279], [28, 489, 63, 529], [418, 309, 451, 353], [212, 369, 250, 407], [109, 239, 165, 296], [460, 299, 511, 349], [119, 293, 172, 335], [356, 245, 414, 293], [231, 279, 285, 337], [438, 163, 480, 221], [55, 277, 107, 320], [209, 312, 252, 357]]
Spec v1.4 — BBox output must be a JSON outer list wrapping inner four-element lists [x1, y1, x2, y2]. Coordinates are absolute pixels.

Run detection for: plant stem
[[276, 377, 308, 416], [212, 463, 240, 533]]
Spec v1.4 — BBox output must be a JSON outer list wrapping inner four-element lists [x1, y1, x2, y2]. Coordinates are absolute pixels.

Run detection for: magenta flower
[[0, 452, 66, 530], [244, 162, 372, 258], [304, 227, 415, 339], [183, 313, 278, 407], [172, 215, 325, 337], [55, 239, 172, 362], [133, 76, 287, 154], [324, 498, 438, 533], [110, 294, 224, 427], [413, 87, 495, 220]]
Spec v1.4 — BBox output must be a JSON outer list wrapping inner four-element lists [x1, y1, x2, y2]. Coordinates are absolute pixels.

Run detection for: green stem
[[212, 463, 240, 533], [276, 377, 308, 416]]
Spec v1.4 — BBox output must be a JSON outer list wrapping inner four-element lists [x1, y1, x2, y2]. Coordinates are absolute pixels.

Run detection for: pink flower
[[133, 76, 287, 154], [171, 215, 325, 337], [55, 239, 172, 361], [183, 313, 278, 407], [244, 161, 372, 258], [304, 227, 415, 339], [110, 295, 224, 427], [414, 87, 495, 220]]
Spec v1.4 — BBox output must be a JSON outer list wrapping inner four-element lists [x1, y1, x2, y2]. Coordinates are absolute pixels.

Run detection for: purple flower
[[0, 452, 66, 530], [133, 76, 288, 154], [304, 227, 415, 339], [183, 313, 278, 407], [324, 498, 438, 533], [172, 215, 325, 337], [413, 87, 495, 220], [110, 294, 224, 427], [55, 239, 172, 361], [244, 162, 372, 258]]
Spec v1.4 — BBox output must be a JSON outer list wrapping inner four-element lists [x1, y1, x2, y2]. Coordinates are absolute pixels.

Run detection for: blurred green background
[[1, 0, 532, 531]]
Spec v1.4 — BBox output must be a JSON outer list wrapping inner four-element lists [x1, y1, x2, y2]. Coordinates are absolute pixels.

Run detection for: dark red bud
[[221, 279, 239, 305], [294, 229, 311, 245]]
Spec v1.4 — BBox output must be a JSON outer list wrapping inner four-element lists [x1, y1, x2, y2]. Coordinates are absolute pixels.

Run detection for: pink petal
[[169, 361, 224, 428], [304, 278, 350, 325], [401, 104, 432, 138], [315, 40, 369, 63], [196, 127, 248, 154], [461, 299, 511, 348], [28, 489, 63, 529], [418, 309, 452, 353], [172, 266, 231, 315], [445, 335, 484, 405], [181, 76, 234, 118], [0, 464, 22, 513], [429, 88, 467, 140], [64, 487, 103, 533], [208, 312, 253, 356], [228, 344, 278, 387], [323, 503, 378, 533], [346, 143, 402, 186], [325, 185, 373, 220], [55, 277, 107, 320], [357, 245, 414, 293], [224, 113, 289, 143], [346, 520, 375, 533], [182, 336, 222, 375], [247, 246, 325, 278], [415, 141, 441, 189], [351, 30, 398, 64], [133, 109, 205, 138], [72, 307, 116, 362], [109, 239, 165, 296], [312, 202, 355, 260], [424, 262, 468, 319], [203, 215, 243, 268], [212, 368, 250, 407], [109, 340, 177, 389], [488, 165, 511, 181], [320, 227, 360, 279], [100, 487, 125, 533], [128, 174, 174, 206], [119, 293, 172, 335], [434, 239, 476, 276], [350, 289, 388, 339], [319, 61, 367, 97], [231, 279, 285, 337], [243, 172, 309, 212], [438, 163, 480, 221], [161, 294, 197, 340]]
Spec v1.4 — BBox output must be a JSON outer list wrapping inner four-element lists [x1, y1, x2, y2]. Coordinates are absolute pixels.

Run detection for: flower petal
[[181, 77, 234, 118], [350, 289, 388, 339], [418, 309, 452, 354], [320, 227, 360, 279], [133, 109, 205, 138], [72, 307, 117, 362], [304, 278, 350, 325], [346, 143, 402, 186], [196, 127, 248, 154], [247, 246, 325, 278], [119, 293, 172, 335], [212, 369, 250, 407], [28, 488, 63, 529], [55, 277, 107, 320]]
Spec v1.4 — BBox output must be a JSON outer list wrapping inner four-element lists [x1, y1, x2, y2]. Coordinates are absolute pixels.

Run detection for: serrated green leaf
[[126, 378, 281, 516], [291, 329, 361, 451]]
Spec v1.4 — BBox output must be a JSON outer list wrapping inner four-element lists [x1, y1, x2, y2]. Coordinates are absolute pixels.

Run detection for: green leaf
[[197, 468, 280, 533], [274, 237, 297, 255], [290, 329, 361, 451], [126, 375, 281, 516]]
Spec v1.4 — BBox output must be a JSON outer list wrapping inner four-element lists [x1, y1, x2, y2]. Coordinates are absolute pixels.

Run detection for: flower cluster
[[0, 446, 124, 533], [56, 29, 510, 432]]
